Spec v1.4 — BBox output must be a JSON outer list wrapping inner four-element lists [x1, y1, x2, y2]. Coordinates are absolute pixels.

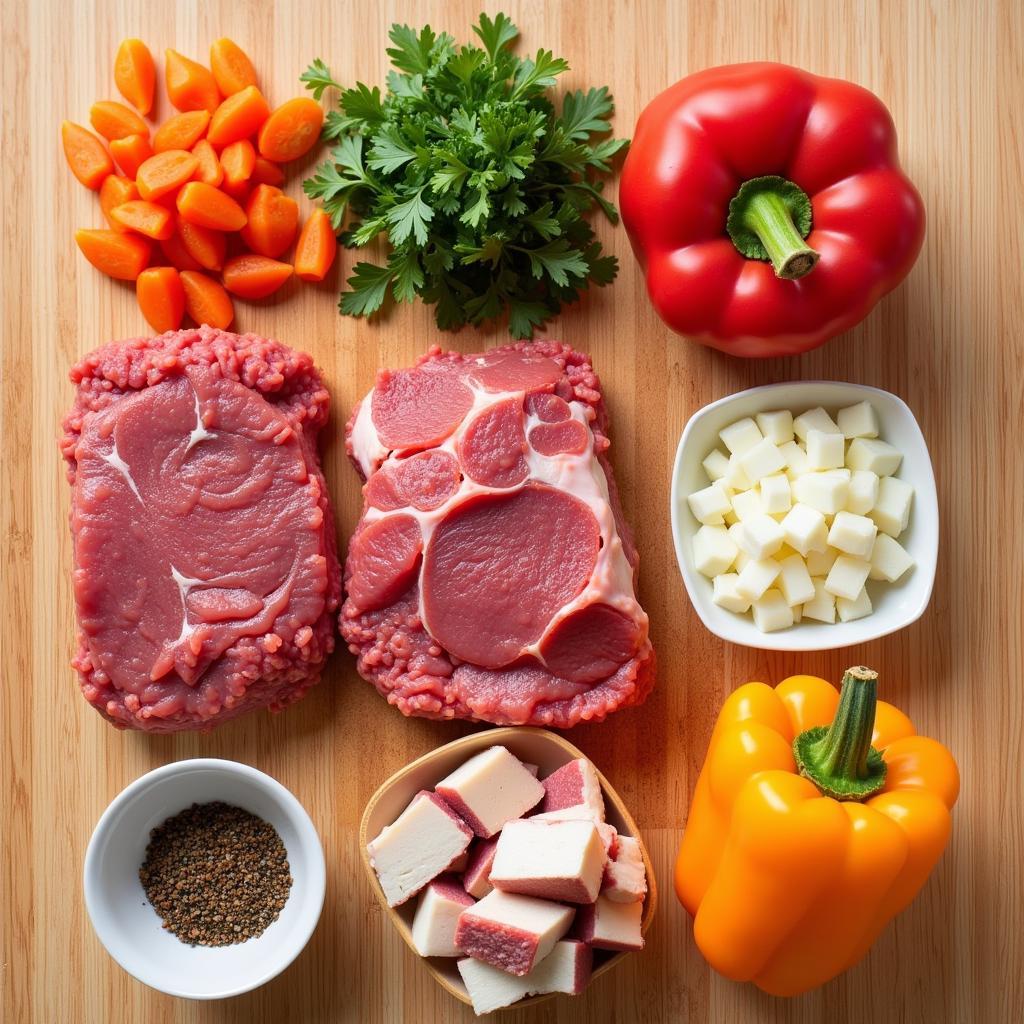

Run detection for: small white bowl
[[670, 381, 938, 651], [84, 758, 325, 1000]]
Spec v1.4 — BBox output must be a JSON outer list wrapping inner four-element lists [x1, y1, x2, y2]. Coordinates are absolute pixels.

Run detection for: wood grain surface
[[2, 1, 1022, 1021]]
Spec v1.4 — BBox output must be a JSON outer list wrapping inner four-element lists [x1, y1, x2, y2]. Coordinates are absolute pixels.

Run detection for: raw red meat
[[60, 327, 341, 732], [341, 342, 654, 727]]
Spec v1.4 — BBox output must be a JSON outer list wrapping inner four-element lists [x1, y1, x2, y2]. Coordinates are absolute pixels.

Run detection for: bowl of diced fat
[[671, 381, 938, 651], [359, 727, 658, 1012]]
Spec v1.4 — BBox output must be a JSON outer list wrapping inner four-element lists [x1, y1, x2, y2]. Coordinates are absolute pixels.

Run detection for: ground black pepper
[[139, 801, 292, 947]]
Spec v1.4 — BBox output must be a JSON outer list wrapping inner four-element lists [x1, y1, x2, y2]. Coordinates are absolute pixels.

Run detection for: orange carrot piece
[[220, 139, 256, 187], [209, 38, 258, 96], [74, 228, 151, 280], [109, 133, 153, 178], [159, 232, 203, 272], [153, 110, 210, 153], [109, 200, 174, 240], [294, 208, 338, 282], [165, 49, 221, 114], [136, 267, 186, 333], [99, 175, 139, 230], [176, 215, 226, 271], [250, 156, 285, 187], [61, 121, 114, 189], [89, 100, 148, 141], [191, 139, 224, 186], [257, 98, 324, 163], [114, 39, 156, 116], [239, 185, 298, 258], [136, 149, 199, 200], [207, 86, 270, 147], [180, 270, 234, 328], [176, 181, 247, 231], [222, 254, 293, 299], [219, 178, 252, 205]]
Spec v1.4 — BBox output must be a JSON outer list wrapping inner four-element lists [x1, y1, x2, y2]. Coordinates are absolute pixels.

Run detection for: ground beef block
[[60, 327, 341, 732]]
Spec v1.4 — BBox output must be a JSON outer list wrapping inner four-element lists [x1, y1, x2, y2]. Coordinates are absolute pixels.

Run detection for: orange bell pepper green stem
[[676, 668, 958, 997], [619, 62, 926, 357]]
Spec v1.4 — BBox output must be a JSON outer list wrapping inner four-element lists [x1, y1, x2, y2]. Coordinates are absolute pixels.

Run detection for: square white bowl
[[670, 381, 938, 651]]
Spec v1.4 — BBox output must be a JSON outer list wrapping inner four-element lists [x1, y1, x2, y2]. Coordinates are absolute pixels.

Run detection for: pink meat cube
[[575, 895, 644, 951], [533, 758, 605, 822], [463, 837, 499, 899], [602, 835, 647, 903], [411, 876, 476, 957], [455, 890, 574, 976]]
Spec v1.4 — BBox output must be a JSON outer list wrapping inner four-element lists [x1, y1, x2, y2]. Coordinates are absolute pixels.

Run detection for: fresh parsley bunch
[[300, 12, 628, 338]]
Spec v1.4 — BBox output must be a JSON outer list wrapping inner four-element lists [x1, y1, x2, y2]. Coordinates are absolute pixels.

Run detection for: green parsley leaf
[[386, 187, 433, 245], [340, 262, 394, 316], [300, 58, 342, 100]]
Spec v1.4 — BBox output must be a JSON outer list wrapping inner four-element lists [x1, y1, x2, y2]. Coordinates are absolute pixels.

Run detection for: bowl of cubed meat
[[359, 728, 657, 1016]]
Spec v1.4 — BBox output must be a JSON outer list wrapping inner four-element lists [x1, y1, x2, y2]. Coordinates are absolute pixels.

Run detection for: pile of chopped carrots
[[62, 38, 337, 333]]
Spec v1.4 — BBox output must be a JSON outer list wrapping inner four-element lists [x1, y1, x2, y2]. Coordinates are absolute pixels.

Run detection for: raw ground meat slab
[[60, 327, 342, 732], [341, 342, 655, 727]]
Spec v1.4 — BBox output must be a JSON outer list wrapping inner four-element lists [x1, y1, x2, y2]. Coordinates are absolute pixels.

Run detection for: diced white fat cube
[[368, 791, 473, 907], [725, 453, 752, 490], [802, 579, 837, 622], [837, 401, 880, 439], [806, 429, 846, 470], [736, 558, 782, 601], [779, 440, 810, 480], [793, 406, 840, 441], [575, 895, 644, 951], [751, 589, 794, 632], [759, 474, 792, 514], [436, 746, 545, 839], [836, 587, 873, 622], [793, 471, 849, 515], [687, 481, 732, 525], [733, 548, 750, 572], [739, 438, 787, 484], [533, 759, 605, 822], [702, 448, 730, 482], [777, 554, 816, 606], [781, 503, 829, 556], [602, 836, 647, 903], [828, 511, 878, 558], [756, 409, 794, 444], [712, 573, 751, 613], [719, 417, 763, 455], [805, 546, 840, 577], [693, 525, 738, 578], [824, 555, 872, 601], [731, 488, 762, 522], [869, 476, 914, 538], [735, 513, 785, 559], [411, 877, 476, 957], [463, 837, 499, 899], [455, 890, 574, 976], [847, 469, 879, 515], [870, 534, 915, 582], [792, 602, 803, 622], [846, 438, 903, 476]]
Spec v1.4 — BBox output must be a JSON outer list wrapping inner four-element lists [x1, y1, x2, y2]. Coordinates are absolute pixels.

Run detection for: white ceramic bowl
[[671, 381, 938, 651], [84, 758, 325, 1000]]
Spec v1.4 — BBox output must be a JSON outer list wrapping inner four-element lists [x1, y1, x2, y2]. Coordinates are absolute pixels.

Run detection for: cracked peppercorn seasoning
[[139, 801, 292, 946]]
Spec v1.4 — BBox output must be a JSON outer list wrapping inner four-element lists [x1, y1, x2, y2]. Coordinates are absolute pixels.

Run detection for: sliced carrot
[[239, 185, 298, 258], [210, 38, 258, 96], [191, 139, 224, 186], [61, 121, 113, 189], [180, 270, 234, 328], [220, 178, 251, 205], [250, 156, 284, 187], [207, 86, 270, 147], [136, 267, 185, 333], [165, 49, 221, 114], [257, 98, 324, 163], [159, 232, 203, 272], [136, 149, 199, 200], [90, 100, 148, 141], [109, 133, 153, 178], [114, 39, 156, 116], [176, 181, 247, 231], [75, 228, 151, 280], [176, 215, 226, 271], [109, 200, 174, 240], [153, 110, 210, 153], [222, 254, 293, 299], [99, 175, 139, 231], [220, 139, 256, 187], [294, 208, 338, 282]]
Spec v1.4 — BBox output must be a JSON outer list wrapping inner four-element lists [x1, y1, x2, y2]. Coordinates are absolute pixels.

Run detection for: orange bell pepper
[[676, 667, 959, 997]]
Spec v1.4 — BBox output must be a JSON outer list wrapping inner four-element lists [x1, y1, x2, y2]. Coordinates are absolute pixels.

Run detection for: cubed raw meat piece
[[490, 819, 607, 904], [367, 791, 472, 907], [601, 835, 647, 903], [411, 876, 476, 957], [455, 890, 574, 976], [435, 746, 544, 838], [463, 837, 499, 900], [533, 758, 605, 822], [574, 895, 644, 951]]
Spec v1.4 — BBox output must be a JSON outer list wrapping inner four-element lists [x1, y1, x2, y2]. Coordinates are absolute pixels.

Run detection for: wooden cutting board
[[2, 0, 1021, 1021]]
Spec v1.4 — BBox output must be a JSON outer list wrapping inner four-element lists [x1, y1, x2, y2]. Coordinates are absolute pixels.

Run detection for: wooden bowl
[[359, 727, 658, 1012]]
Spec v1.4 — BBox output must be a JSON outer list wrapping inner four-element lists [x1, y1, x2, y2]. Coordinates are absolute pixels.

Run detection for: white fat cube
[[693, 525, 738, 578], [576, 896, 644, 952], [793, 471, 849, 515], [759, 474, 792, 514], [756, 409, 794, 444], [411, 878, 476, 957], [846, 438, 903, 476], [777, 554, 816, 607], [751, 589, 794, 632], [806, 429, 846, 470], [725, 453, 752, 490], [702, 448, 730, 482], [836, 587, 873, 622], [739, 438, 787, 483], [736, 557, 781, 601], [601, 836, 647, 904], [735, 514, 785, 559], [869, 476, 914, 538], [824, 555, 872, 601], [837, 400, 879, 439], [793, 406, 840, 441], [687, 481, 732, 525], [847, 469, 879, 515], [781, 503, 829, 556], [870, 534, 915, 582], [731, 488, 762, 522], [733, 548, 750, 572], [719, 417, 763, 455], [712, 573, 751, 613], [827, 511, 878, 558], [802, 579, 837, 623], [779, 440, 810, 480], [792, 602, 803, 622], [805, 546, 840, 577]]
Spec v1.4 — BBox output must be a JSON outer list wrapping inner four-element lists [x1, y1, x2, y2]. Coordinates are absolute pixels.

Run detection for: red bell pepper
[[620, 63, 925, 357]]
